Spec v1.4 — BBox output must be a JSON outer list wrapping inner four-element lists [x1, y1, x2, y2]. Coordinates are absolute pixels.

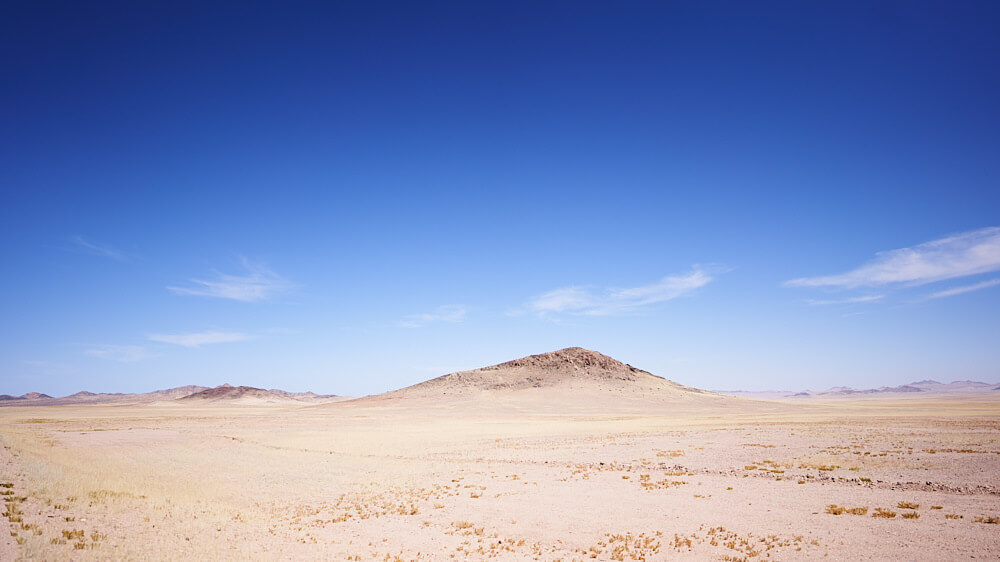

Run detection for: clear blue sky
[[2, 1, 998, 396]]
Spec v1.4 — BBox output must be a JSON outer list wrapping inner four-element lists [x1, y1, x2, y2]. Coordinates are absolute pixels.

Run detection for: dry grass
[[3, 397, 1000, 559], [973, 516, 999, 524], [897, 501, 919, 510], [826, 505, 867, 516]]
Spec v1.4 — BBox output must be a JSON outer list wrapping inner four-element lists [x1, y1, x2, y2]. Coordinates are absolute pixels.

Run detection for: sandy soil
[[1, 395, 999, 560]]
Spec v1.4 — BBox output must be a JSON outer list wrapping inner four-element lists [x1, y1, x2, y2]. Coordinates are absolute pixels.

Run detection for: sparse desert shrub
[[873, 508, 896, 519], [897, 501, 919, 510], [826, 504, 867, 515], [974, 516, 1000, 524], [931, 505, 942, 510], [945, 514, 963, 520], [901, 512, 919, 519]]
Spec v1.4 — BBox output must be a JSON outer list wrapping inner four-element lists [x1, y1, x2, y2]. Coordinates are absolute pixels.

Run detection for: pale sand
[[1, 394, 999, 560]]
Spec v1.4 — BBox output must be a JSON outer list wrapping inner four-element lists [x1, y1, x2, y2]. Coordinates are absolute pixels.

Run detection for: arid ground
[[2, 351, 999, 560]]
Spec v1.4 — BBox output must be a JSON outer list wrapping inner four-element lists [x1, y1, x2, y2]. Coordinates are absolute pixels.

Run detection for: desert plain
[[1, 348, 999, 560]]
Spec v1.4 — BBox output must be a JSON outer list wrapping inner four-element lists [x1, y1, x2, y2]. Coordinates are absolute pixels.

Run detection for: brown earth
[[1, 349, 998, 560]]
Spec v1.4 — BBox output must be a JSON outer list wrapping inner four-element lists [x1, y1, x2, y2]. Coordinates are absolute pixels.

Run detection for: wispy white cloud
[[925, 278, 1000, 300], [167, 259, 292, 302], [521, 266, 720, 316], [398, 305, 468, 328], [84, 345, 155, 362], [20, 360, 72, 374], [785, 227, 1000, 289], [148, 331, 252, 348], [807, 295, 885, 306], [72, 236, 124, 260]]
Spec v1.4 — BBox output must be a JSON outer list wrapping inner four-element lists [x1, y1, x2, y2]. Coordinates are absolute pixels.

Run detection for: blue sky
[[2, 2, 999, 396]]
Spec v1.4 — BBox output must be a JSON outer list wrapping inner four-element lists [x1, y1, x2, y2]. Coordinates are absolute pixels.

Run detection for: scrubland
[[1, 395, 999, 560]]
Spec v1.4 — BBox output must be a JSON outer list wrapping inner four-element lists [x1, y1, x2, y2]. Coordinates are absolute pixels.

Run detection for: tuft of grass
[[974, 516, 1000, 524], [827, 504, 867, 515], [897, 501, 919, 510], [945, 514, 963, 520], [930, 505, 942, 510], [901, 512, 920, 519], [873, 508, 897, 519]]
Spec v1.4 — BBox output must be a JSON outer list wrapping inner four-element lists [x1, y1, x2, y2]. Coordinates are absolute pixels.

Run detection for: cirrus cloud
[[168, 259, 293, 302], [785, 227, 1000, 289], [84, 345, 156, 362], [521, 265, 722, 317], [925, 278, 1000, 300], [398, 305, 468, 328], [147, 331, 252, 348]]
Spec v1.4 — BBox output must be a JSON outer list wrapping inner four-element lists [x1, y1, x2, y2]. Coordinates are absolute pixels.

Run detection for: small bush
[[873, 508, 896, 519], [897, 502, 919, 510]]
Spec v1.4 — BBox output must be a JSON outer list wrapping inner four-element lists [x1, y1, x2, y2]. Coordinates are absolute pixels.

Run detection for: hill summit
[[476, 347, 658, 385]]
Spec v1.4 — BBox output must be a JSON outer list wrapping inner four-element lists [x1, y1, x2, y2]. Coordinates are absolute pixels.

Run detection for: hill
[[353, 347, 729, 412], [177, 384, 307, 405]]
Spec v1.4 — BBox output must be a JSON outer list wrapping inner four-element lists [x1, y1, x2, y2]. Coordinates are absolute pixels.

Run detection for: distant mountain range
[[0, 384, 343, 406], [719, 379, 1000, 399]]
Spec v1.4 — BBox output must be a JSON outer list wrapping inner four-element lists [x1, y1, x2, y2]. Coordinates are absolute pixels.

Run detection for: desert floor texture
[[1, 393, 999, 561]]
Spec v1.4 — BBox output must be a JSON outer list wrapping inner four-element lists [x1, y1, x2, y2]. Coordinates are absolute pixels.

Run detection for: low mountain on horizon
[[178, 384, 295, 404], [177, 384, 345, 405], [720, 378, 1000, 399], [0, 384, 343, 407], [0, 392, 54, 401]]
